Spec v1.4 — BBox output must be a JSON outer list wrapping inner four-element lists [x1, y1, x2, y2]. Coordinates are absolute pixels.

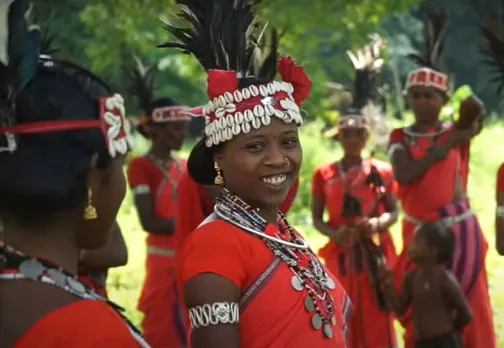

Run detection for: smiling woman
[[159, 0, 352, 347]]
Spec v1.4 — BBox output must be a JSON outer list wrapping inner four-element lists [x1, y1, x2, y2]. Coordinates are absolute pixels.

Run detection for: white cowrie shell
[[249, 85, 259, 96], [280, 100, 289, 109], [242, 122, 251, 134], [205, 136, 213, 147], [232, 124, 241, 135], [225, 103, 236, 113], [252, 118, 261, 129], [224, 92, 234, 103], [219, 116, 227, 129], [208, 101, 214, 113], [226, 114, 234, 127], [205, 116, 210, 125], [233, 90, 243, 102], [242, 88, 251, 99], [235, 111, 244, 124], [219, 95, 226, 106], [225, 128, 232, 141], [259, 85, 268, 96], [261, 115, 271, 125], [253, 105, 265, 117], [265, 104, 274, 116], [213, 98, 220, 109], [205, 125, 211, 136], [215, 108, 225, 118], [244, 110, 254, 122], [274, 109, 284, 118], [212, 133, 218, 145]]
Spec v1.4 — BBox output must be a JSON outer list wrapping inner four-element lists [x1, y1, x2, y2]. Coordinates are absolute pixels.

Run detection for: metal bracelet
[[189, 302, 239, 329], [497, 206, 504, 217], [133, 185, 150, 195]]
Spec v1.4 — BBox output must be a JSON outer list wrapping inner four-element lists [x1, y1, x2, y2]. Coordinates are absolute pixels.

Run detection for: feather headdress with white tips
[[405, 10, 449, 93], [159, 0, 313, 186], [325, 34, 387, 147], [125, 56, 157, 114]]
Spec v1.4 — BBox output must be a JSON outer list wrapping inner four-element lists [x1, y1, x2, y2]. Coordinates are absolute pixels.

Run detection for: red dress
[[178, 219, 351, 347], [14, 300, 142, 347], [127, 156, 186, 348], [388, 126, 495, 348], [312, 159, 397, 348]]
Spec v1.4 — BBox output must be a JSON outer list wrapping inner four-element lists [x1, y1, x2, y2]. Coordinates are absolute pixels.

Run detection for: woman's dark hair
[[0, 1, 112, 224], [124, 56, 183, 138], [419, 222, 455, 264]]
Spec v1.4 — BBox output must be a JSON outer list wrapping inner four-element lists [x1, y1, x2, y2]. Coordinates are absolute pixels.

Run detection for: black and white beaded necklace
[[214, 188, 338, 339], [0, 241, 151, 347]]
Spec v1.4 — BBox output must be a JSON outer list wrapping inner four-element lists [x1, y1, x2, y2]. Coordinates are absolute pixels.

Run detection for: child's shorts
[[415, 332, 463, 348]]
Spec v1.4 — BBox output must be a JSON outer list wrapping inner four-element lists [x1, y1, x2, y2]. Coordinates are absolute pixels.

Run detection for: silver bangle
[[132, 185, 150, 195], [497, 206, 504, 217], [189, 302, 239, 329]]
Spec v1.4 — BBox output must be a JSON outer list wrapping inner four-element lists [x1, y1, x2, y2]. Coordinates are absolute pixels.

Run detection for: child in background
[[380, 222, 472, 348]]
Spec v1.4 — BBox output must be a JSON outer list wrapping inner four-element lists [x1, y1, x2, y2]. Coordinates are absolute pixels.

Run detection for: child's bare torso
[[410, 267, 455, 340]]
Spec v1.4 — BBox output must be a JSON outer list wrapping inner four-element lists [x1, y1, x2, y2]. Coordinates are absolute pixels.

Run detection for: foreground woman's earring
[[84, 187, 98, 220], [284, 157, 289, 164], [214, 162, 224, 185]]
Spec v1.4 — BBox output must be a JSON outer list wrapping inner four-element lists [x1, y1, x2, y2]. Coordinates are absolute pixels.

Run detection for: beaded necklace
[[215, 188, 338, 338], [0, 241, 150, 347]]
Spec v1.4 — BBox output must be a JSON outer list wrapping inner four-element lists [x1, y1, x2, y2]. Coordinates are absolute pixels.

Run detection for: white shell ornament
[[224, 92, 234, 103], [249, 85, 259, 96], [233, 90, 243, 102], [235, 111, 244, 124]]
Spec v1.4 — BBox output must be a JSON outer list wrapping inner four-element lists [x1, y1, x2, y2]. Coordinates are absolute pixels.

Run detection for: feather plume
[[479, 15, 504, 94], [0, 0, 39, 130], [347, 34, 385, 109], [159, 0, 275, 79], [124, 56, 157, 114], [407, 10, 447, 69]]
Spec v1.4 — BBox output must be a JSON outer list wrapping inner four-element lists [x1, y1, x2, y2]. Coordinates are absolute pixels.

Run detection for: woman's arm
[[184, 274, 241, 348], [133, 192, 175, 235], [79, 222, 128, 271], [375, 193, 399, 232], [496, 191, 504, 255]]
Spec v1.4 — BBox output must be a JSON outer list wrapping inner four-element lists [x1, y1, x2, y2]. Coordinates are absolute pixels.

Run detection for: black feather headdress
[[480, 15, 504, 94], [161, 0, 313, 185], [159, 0, 278, 82], [124, 56, 157, 115], [405, 10, 450, 93], [408, 10, 448, 70]]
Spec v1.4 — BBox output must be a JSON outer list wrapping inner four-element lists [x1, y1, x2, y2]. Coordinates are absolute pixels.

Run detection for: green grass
[[108, 121, 504, 346]]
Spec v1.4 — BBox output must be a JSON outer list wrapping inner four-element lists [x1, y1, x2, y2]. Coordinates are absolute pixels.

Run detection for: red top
[[312, 159, 396, 228], [388, 126, 469, 220], [178, 220, 350, 347], [174, 172, 299, 264], [127, 156, 186, 250], [14, 300, 142, 347], [497, 163, 504, 193]]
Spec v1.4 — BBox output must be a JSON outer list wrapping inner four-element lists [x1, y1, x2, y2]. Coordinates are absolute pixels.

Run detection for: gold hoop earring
[[284, 157, 289, 164], [84, 187, 98, 220], [214, 162, 224, 185]]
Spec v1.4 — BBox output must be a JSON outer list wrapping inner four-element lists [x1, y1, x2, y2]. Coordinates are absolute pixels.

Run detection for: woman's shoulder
[[15, 300, 140, 347]]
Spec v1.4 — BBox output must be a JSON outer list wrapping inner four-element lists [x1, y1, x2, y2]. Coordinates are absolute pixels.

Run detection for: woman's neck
[[149, 143, 172, 161], [412, 119, 442, 133], [256, 208, 279, 227], [341, 155, 363, 170], [2, 215, 80, 273]]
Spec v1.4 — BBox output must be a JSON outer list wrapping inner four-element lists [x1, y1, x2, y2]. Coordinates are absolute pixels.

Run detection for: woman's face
[[150, 120, 190, 151], [339, 128, 368, 157], [215, 118, 302, 211], [407, 86, 446, 125], [78, 155, 126, 249]]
